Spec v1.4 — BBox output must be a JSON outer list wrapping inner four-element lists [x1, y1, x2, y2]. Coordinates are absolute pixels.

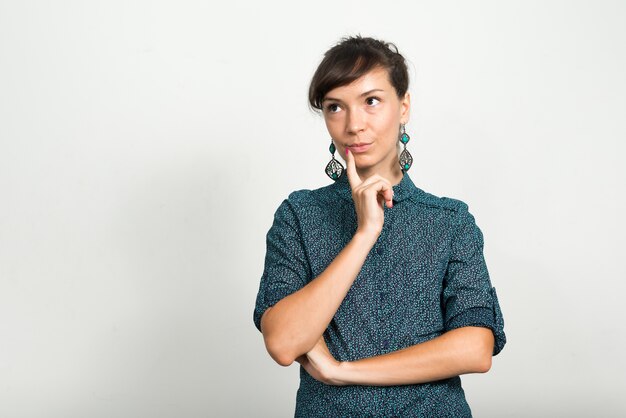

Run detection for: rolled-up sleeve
[[253, 196, 312, 333], [442, 201, 507, 356]]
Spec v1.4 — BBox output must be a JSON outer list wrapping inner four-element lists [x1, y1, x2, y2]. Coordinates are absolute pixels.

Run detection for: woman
[[253, 35, 506, 417]]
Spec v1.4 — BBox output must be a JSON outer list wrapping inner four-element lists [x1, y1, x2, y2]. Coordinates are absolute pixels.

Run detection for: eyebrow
[[322, 89, 385, 104]]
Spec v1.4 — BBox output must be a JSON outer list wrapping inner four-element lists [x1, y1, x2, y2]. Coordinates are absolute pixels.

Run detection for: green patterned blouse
[[253, 171, 506, 417]]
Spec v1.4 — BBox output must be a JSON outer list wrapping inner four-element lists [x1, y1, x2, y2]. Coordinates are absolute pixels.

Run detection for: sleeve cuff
[[446, 305, 507, 356], [253, 289, 293, 333]]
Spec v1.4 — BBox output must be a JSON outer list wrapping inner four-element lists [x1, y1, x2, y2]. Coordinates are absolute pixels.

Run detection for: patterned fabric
[[253, 172, 506, 417]]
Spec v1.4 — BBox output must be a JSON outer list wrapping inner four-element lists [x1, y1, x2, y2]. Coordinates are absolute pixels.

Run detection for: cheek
[[375, 111, 399, 137], [324, 118, 342, 135]]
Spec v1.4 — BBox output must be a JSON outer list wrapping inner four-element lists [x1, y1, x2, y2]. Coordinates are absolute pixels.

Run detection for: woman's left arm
[[299, 326, 494, 386]]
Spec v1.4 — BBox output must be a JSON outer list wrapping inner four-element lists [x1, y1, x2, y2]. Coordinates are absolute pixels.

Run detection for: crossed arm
[[260, 230, 495, 386], [294, 325, 494, 386]]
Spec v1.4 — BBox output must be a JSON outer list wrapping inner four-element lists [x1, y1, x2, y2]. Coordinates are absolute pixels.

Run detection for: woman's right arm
[[261, 149, 393, 366], [261, 230, 377, 366]]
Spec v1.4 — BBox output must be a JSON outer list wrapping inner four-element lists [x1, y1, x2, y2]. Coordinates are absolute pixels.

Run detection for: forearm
[[261, 231, 377, 366], [336, 327, 494, 386]]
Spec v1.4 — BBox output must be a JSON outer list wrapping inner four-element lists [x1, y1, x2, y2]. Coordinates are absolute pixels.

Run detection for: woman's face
[[322, 66, 410, 178]]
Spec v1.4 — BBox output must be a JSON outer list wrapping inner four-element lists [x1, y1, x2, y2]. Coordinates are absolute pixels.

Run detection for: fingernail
[[346, 148, 350, 154]]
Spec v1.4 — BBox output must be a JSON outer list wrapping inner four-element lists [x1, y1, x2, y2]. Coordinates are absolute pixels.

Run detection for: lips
[[348, 143, 372, 153]]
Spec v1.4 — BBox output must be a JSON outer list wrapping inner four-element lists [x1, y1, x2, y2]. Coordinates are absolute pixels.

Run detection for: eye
[[325, 103, 341, 113], [366, 96, 381, 106]]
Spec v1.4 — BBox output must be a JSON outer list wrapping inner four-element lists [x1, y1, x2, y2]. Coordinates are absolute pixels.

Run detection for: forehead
[[324, 67, 392, 99]]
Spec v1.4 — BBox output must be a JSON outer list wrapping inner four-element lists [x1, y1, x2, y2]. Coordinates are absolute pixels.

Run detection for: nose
[[346, 108, 365, 134]]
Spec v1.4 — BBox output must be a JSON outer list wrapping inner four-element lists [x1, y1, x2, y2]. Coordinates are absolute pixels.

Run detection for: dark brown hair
[[308, 35, 409, 112]]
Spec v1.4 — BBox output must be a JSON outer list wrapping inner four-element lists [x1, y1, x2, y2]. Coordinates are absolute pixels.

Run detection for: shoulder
[[270, 182, 339, 223], [409, 187, 478, 233], [410, 187, 470, 214], [283, 181, 341, 208]]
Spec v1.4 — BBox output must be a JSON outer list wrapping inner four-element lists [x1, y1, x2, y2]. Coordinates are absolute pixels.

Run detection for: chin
[[353, 158, 377, 170]]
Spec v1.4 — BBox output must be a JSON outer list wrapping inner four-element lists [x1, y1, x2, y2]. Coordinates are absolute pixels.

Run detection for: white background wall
[[1, 1, 624, 417]]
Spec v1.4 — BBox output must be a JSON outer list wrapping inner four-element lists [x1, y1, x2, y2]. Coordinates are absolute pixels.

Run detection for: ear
[[400, 92, 411, 123]]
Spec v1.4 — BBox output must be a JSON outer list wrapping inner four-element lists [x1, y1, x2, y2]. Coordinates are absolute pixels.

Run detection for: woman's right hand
[[344, 148, 394, 238]]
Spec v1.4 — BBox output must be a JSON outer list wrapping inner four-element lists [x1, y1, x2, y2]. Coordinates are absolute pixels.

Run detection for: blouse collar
[[331, 170, 421, 204]]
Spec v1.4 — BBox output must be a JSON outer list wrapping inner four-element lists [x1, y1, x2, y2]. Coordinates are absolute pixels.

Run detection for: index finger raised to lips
[[344, 148, 362, 191]]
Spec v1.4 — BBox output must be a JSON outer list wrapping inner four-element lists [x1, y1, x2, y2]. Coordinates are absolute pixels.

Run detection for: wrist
[[333, 361, 354, 386], [353, 229, 380, 247]]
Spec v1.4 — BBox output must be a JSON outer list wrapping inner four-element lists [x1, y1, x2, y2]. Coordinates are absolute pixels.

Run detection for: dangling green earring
[[398, 124, 413, 172], [325, 139, 345, 181]]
